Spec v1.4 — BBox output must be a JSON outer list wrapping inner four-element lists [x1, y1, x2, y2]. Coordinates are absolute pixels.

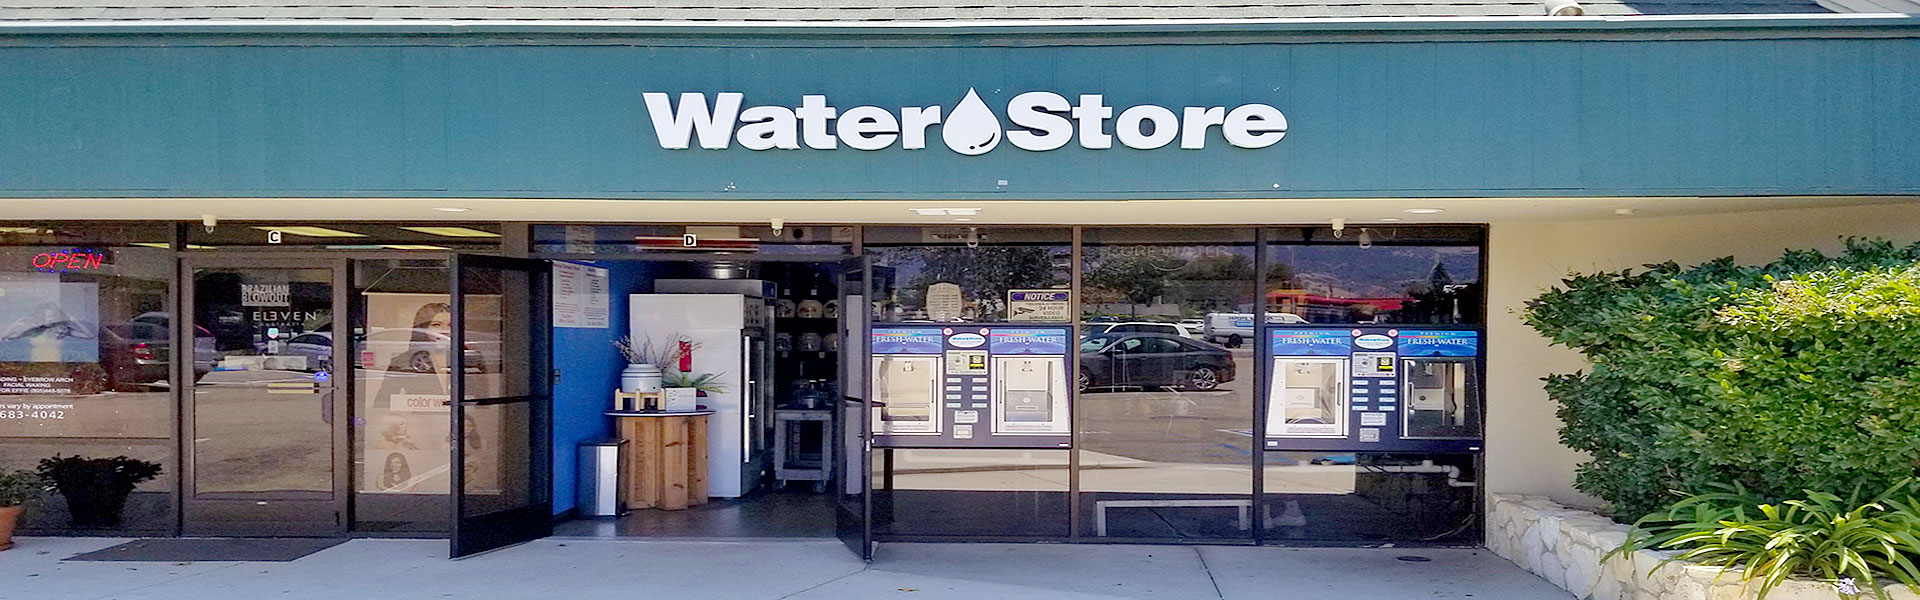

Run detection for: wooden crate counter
[[605, 410, 713, 511]]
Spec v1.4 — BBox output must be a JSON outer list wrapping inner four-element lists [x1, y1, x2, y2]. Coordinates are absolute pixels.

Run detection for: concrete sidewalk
[[0, 536, 1573, 600]]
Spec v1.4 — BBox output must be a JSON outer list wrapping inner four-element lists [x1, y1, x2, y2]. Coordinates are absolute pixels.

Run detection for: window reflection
[[864, 227, 1070, 323], [0, 224, 176, 533], [353, 259, 454, 532], [1077, 228, 1256, 541], [1266, 228, 1484, 325]]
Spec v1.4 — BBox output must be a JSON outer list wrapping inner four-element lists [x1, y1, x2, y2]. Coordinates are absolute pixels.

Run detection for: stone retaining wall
[[1485, 493, 1919, 600]]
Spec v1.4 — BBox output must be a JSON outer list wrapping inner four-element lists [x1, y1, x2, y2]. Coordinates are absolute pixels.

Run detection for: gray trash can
[[577, 438, 628, 517]]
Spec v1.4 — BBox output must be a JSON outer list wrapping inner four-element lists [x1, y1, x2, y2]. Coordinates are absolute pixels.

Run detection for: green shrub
[[1524, 239, 1920, 520], [1612, 479, 1920, 600], [0, 468, 41, 506]]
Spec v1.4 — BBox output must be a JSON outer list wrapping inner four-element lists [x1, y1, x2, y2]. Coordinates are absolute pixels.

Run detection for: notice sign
[[1007, 290, 1069, 322], [552, 261, 610, 328]]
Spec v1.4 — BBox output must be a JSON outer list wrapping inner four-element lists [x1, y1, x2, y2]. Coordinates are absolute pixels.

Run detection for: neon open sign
[[32, 249, 107, 272]]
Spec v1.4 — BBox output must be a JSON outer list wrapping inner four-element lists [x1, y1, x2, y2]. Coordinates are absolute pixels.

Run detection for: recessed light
[[1404, 208, 1446, 214], [433, 206, 471, 213], [953, 218, 974, 222], [1378, 218, 1403, 222], [910, 208, 982, 216], [399, 226, 500, 238]]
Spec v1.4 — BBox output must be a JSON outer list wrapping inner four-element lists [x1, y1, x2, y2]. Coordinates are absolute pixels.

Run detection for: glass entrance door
[[449, 254, 552, 558], [833, 256, 873, 559], [183, 259, 349, 536]]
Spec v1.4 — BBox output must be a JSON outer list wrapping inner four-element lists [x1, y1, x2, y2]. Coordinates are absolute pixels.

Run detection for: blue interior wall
[[1, 29, 1917, 200], [548, 260, 654, 517]]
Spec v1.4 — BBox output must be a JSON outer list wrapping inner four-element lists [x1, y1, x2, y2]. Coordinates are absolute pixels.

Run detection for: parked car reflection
[[100, 321, 218, 389], [1078, 333, 1236, 392], [360, 328, 500, 374]]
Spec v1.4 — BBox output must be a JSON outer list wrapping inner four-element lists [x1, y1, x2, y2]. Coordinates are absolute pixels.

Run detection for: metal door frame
[[448, 253, 553, 558], [833, 255, 874, 560], [180, 256, 351, 536]]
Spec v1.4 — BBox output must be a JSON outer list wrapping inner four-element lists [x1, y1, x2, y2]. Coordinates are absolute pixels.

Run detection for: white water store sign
[[643, 89, 1288, 154]]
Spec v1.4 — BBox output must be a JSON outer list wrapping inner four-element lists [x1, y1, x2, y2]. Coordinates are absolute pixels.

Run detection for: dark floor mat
[[67, 538, 348, 562]]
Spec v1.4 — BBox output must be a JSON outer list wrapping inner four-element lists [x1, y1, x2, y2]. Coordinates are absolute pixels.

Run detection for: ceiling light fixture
[[1378, 218, 1403, 222], [253, 225, 365, 238], [432, 206, 471, 213], [1404, 208, 1446, 214], [399, 226, 500, 238], [909, 208, 982, 216]]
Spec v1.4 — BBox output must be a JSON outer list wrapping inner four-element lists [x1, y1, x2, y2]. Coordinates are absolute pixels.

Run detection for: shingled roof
[[0, 0, 1910, 25]]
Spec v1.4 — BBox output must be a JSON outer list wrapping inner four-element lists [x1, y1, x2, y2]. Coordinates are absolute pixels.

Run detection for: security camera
[[1544, 0, 1584, 15], [201, 214, 218, 233], [1331, 218, 1347, 239], [770, 218, 785, 237]]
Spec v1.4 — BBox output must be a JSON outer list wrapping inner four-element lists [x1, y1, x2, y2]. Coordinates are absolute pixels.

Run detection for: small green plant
[[1611, 479, 1920, 600], [0, 468, 42, 507], [661, 369, 727, 394]]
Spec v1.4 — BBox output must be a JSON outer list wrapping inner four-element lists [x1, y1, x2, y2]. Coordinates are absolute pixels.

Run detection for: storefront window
[[352, 258, 454, 533], [870, 449, 1069, 538], [864, 227, 1070, 323], [1264, 227, 1485, 325], [1260, 226, 1484, 543], [1077, 228, 1256, 541], [0, 223, 177, 533]]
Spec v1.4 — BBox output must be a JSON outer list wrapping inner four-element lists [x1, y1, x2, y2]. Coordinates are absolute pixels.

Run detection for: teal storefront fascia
[[1, 18, 1918, 201]]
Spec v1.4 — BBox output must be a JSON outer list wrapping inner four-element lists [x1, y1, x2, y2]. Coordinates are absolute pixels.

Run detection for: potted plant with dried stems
[[37, 455, 162, 528], [0, 467, 39, 550]]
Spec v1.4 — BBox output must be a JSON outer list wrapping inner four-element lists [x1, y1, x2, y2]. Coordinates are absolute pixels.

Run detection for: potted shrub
[[660, 369, 726, 412], [37, 455, 162, 527], [0, 468, 39, 550]]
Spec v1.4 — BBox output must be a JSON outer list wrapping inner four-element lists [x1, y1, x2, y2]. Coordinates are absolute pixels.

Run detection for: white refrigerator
[[631, 286, 773, 498]]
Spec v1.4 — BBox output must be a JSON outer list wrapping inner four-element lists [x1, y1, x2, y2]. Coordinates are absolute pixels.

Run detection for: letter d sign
[[682, 234, 698, 247]]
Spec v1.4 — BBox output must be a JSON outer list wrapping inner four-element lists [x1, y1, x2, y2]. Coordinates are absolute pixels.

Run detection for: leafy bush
[[1524, 239, 1920, 520], [37, 455, 162, 526], [0, 468, 41, 507], [1612, 479, 1920, 600]]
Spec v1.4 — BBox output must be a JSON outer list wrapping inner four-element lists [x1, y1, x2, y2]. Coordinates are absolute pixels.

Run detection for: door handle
[[320, 387, 334, 425]]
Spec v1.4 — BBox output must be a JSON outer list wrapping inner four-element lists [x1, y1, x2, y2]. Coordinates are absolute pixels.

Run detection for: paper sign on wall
[[552, 261, 610, 328], [926, 282, 963, 321]]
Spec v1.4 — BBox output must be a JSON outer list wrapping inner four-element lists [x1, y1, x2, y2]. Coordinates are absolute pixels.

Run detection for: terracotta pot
[[0, 504, 23, 551]]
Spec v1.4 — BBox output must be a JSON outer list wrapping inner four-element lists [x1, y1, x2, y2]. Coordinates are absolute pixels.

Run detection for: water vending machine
[[1262, 327, 1482, 452]]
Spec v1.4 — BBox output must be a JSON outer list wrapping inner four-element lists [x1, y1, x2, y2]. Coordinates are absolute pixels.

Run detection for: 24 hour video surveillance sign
[[643, 88, 1288, 153]]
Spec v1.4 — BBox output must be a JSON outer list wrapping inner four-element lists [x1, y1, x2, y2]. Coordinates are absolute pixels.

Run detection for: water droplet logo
[[943, 89, 1002, 156]]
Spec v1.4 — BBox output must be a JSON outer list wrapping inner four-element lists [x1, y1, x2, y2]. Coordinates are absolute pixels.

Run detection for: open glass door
[[449, 255, 552, 558], [833, 256, 874, 559]]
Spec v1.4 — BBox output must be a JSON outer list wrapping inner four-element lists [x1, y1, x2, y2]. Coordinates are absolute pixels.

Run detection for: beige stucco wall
[[1485, 201, 1920, 508]]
